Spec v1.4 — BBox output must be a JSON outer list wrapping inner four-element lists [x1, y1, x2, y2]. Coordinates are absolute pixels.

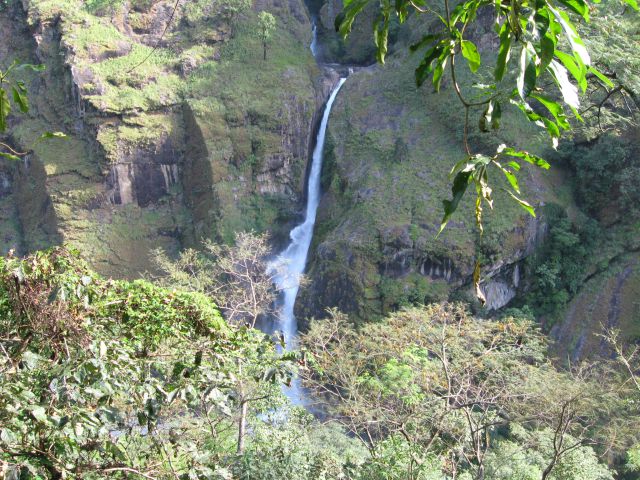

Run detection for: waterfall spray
[[268, 77, 347, 404]]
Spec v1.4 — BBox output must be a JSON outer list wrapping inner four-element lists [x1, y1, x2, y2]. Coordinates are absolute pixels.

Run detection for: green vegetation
[[2, 249, 638, 479], [1, 0, 640, 477], [0, 0, 321, 278], [523, 204, 602, 326], [301, 304, 639, 479], [258, 12, 276, 61], [0, 247, 291, 478], [337, 0, 637, 236]]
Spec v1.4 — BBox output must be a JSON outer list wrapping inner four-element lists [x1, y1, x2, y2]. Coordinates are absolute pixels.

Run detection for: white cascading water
[[310, 21, 318, 57], [268, 77, 347, 404]]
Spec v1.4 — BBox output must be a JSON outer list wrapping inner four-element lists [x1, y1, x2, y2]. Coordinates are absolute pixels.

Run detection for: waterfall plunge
[[268, 78, 346, 405]]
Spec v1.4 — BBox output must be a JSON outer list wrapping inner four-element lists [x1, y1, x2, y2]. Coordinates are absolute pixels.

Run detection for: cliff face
[[295, 40, 562, 324], [312, 0, 377, 65], [550, 228, 640, 360], [0, 0, 320, 276]]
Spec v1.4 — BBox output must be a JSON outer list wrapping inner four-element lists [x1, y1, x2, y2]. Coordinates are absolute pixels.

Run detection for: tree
[[300, 304, 634, 479], [152, 231, 277, 328], [601, 326, 640, 393], [0, 248, 295, 478], [220, 0, 252, 35], [484, 425, 615, 480], [152, 232, 288, 453], [258, 11, 276, 61]]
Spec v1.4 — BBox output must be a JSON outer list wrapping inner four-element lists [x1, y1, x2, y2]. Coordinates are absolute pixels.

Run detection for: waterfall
[[310, 21, 318, 57], [268, 77, 347, 405]]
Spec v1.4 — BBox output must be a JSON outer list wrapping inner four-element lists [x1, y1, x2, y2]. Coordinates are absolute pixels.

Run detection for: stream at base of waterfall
[[267, 77, 347, 406]]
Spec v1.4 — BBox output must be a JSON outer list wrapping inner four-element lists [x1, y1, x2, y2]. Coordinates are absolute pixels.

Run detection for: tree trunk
[[263, 41, 267, 61], [541, 461, 556, 480], [237, 398, 247, 453]]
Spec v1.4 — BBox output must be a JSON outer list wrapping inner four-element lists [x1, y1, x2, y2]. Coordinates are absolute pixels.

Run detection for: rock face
[[550, 233, 640, 361], [0, 0, 321, 276], [295, 35, 559, 324], [311, 0, 377, 65]]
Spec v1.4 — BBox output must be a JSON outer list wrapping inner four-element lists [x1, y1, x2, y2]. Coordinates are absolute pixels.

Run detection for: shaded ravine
[[268, 76, 347, 405]]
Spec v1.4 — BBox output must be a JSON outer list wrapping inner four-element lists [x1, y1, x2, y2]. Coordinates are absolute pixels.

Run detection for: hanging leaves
[[0, 88, 10, 133], [461, 40, 481, 72], [333, 0, 637, 302], [1, 61, 64, 160]]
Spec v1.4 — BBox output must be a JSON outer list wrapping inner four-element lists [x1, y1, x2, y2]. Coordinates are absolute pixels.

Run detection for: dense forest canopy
[[0, 0, 639, 477]]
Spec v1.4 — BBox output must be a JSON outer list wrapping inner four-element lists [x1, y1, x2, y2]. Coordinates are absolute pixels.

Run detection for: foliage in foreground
[[337, 0, 638, 235], [1, 248, 638, 479], [0, 247, 294, 479]]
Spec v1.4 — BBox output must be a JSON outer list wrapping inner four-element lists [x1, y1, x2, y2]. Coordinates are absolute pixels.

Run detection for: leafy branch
[[0, 60, 66, 161], [335, 0, 637, 300]]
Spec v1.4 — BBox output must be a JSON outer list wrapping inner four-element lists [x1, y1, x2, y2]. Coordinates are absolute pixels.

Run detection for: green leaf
[[395, 0, 409, 22], [497, 145, 551, 169], [548, 60, 579, 109], [1, 428, 17, 444], [374, 13, 390, 64], [549, 6, 590, 66], [498, 163, 520, 193], [432, 47, 450, 92], [491, 101, 501, 130], [518, 44, 537, 99], [557, 0, 589, 21], [439, 169, 472, 234], [11, 86, 29, 113], [622, 0, 638, 10], [31, 406, 48, 423], [507, 190, 536, 217], [588, 66, 614, 88], [507, 160, 520, 171], [534, 8, 551, 36], [473, 260, 486, 305], [0, 88, 10, 132], [0, 151, 20, 161], [530, 93, 570, 130], [479, 100, 500, 132], [432, 57, 447, 92], [495, 23, 512, 81], [539, 33, 556, 71], [461, 40, 481, 73], [541, 116, 561, 145], [554, 50, 585, 91], [335, 0, 369, 38], [415, 45, 443, 87], [16, 63, 46, 72]]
